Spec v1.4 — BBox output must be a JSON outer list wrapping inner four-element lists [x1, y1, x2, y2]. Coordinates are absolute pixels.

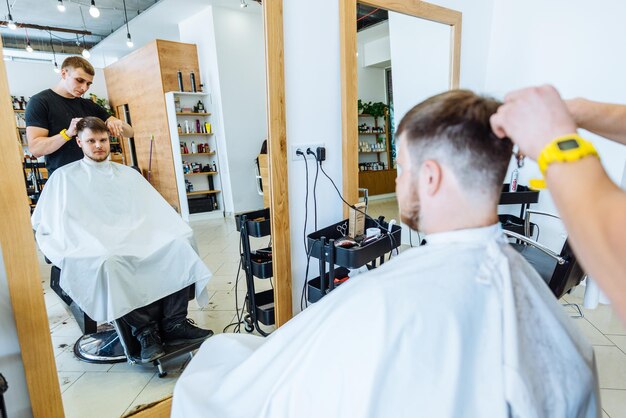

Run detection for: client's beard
[[400, 198, 421, 231], [87, 151, 110, 163]]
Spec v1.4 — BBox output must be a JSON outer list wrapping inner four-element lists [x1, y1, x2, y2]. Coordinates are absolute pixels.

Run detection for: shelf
[[181, 152, 215, 156], [179, 133, 213, 136], [358, 132, 386, 135], [359, 150, 387, 153], [187, 189, 221, 196], [359, 169, 396, 173], [173, 91, 208, 96], [184, 171, 217, 176], [176, 112, 211, 116], [14, 109, 25, 113]]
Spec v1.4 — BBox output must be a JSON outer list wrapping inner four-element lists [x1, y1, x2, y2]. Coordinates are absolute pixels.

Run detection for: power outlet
[[291, 143, 325, 161]]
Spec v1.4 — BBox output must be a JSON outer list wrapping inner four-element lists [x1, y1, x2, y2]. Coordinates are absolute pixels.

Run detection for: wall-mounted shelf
[[179, 133, 213, 136], [359, 150, 387, 154], [187, 189, 221, 196], [176, 112, 212, 116], [181, 152, 215, 156], [184, 171, 217, 176], [358, 132, 386, 135]]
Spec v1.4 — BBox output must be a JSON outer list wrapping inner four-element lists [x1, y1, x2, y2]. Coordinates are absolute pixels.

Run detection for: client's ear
[[420, 160, 442, 196]]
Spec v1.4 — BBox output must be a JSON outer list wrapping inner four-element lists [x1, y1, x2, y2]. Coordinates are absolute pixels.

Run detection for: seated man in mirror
[[172, 90, 598, 417], [32, 117, 214, 363]]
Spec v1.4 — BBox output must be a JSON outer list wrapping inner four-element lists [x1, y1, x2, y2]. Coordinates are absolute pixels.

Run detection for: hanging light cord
[[122, 0, 130, 34]]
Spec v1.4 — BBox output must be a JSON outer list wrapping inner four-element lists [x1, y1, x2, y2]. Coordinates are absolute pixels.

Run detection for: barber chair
[[49, 265, 204, 377], [503, 210, 586, 317]]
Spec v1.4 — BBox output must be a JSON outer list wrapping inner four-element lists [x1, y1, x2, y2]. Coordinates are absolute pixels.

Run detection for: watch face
[[557, 139, 580, 151]]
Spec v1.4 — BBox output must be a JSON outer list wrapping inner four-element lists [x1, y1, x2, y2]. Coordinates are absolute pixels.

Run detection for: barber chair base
[[126, 340, 205, 378], [73, 326, 127, 364]]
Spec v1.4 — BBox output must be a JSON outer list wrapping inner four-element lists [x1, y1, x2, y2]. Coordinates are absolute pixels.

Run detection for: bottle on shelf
[[184, 120, 190, 134], [177, 123, 182, 134], [183, 143, 189, 154], [197, 100, 205, 113], [205, 122, 211, 134], [191, 141, 197, 154], [212, 161, 217, 172], [195, 119, 201, 133]]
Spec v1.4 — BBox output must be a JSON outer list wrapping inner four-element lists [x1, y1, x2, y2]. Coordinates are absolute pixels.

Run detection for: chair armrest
[[524, 210, 562, 238], [504, 230, 566, 265]]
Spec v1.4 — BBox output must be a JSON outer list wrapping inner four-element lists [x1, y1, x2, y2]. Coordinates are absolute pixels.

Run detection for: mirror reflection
[[4, 0, 272, 415], [355, 3, 452, 229]]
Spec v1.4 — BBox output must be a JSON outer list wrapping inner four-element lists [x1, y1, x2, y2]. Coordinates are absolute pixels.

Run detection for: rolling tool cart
[[498, 183, 540, 237], [306, 216, 402, 303], [236, 208, 275, 336]]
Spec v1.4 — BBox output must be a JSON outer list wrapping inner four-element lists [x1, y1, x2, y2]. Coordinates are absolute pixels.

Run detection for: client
[[32, 117, 213, 363], [172, 91, 598, 417]]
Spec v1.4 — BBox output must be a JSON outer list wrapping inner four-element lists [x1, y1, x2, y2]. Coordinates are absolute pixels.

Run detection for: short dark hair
[[396, 89, 513, 200], [76, 117, 108, 136], [61, 56, 95, 76]]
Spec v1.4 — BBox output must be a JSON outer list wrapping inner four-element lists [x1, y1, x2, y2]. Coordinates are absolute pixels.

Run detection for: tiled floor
[[41, 207, 626, 417]]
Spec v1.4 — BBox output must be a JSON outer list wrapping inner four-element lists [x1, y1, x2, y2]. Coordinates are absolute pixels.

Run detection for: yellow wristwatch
[[537, 134, 598, 176], [60, 129, 71, 141]]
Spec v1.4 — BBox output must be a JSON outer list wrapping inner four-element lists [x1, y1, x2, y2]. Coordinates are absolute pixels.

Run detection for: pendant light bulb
[[89, 0, 100, 18], [126, 33, 133, 48], [7, 14, 16, 30], [240, 0, 248, 8], [26, 41, 33, 53], [82, 48, 91, 59], [57, 0, 66, 12], [53, 62, 60, 73]]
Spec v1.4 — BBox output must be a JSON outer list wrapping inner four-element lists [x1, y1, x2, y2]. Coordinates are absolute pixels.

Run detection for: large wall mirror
[[0, 0, 288, 416], [340, 0, 461, 226]]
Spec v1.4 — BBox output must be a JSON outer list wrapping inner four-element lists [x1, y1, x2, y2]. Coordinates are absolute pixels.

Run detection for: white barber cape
[[32, 158, 211, 322], [172, 225, 599, 418]]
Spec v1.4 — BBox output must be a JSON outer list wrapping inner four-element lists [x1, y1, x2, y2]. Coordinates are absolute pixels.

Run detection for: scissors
[[336, 222, 348, 237]]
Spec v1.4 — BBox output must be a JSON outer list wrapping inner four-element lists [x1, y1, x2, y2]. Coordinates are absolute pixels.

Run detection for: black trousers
[[121, 286, 190, 337]]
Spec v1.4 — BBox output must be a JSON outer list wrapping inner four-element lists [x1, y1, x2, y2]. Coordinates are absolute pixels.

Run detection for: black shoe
[[162, 319, 214, 346], [137, 328, 165, 363]]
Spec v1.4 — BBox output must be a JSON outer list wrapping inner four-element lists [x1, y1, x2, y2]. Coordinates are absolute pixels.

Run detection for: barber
[[25, 56, 133, 175], [490, 84, 626, 323]]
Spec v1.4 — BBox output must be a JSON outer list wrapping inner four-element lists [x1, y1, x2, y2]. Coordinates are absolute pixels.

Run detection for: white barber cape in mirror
[[31, 157, 211, 322], [172, 225, 598, 418]]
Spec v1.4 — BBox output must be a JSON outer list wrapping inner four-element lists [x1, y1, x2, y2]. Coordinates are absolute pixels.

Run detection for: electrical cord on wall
[[223, 228, 246, 333], [307, 148, 319, 230], [298, 151, 309, 254]]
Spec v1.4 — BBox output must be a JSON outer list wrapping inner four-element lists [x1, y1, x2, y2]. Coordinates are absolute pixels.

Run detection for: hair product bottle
[[190, 71, 197, 92], [177, 70, 184, 92]]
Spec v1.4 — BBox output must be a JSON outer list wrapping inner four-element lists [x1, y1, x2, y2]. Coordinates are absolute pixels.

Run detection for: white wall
[[5, 60, 108, 99], [0, 247, 32, 418], [486, 0, 626, 249], [284, 0, 496, 313], [179, 6, 266, 214], [357, 23, 388, 103]]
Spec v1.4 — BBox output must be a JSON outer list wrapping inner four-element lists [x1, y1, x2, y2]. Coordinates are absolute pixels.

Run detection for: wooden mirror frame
[[340, 0, 462, 210], [0, 0, 289, 416]]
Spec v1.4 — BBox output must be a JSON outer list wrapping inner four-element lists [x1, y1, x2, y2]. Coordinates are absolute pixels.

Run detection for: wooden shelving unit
[[166, 91, 224, 221], [357, 111, 395, 195]]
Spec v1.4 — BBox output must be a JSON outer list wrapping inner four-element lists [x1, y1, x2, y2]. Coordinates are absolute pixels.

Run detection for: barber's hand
[[66, 118, 82, 137], [490, 85, 578, 160], [106, 117, 124, 138]]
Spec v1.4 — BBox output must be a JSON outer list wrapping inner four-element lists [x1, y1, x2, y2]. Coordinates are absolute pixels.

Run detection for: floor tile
[[187, 309, 237, 335], [55, 351, 114, 373], [204, 289, 247, 311], [62, 372, 152, 418], [584, 305, 626, 336], [570, 318, 614, 346], [214, 261, 241, 276], [607, 335, 626, 355], [124, 373, 178, 415], [594, 346, 626, 389], [47, 302, 71, 330], [600, 389, 626, 418], [51, 335, 79, 358], [58, 371, 84, 394]]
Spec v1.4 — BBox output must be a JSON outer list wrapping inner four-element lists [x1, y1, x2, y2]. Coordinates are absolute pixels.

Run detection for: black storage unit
[[306, 217, 401, 303], [236, 208, 274, 336], [499, 184, 540, 237]]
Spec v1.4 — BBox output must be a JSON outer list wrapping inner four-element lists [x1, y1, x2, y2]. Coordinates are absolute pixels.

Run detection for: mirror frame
[[0, 0, 289, 416], [340, 0, 462, 211]]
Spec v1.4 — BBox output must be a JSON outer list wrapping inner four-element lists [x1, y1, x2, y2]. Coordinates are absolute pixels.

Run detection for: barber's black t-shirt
[[25, 89, 110, 174]]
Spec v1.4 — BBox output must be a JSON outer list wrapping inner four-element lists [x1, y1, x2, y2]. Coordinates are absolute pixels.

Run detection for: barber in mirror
[[491, 85, 626, 324], [25, 56, 134, 175]]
